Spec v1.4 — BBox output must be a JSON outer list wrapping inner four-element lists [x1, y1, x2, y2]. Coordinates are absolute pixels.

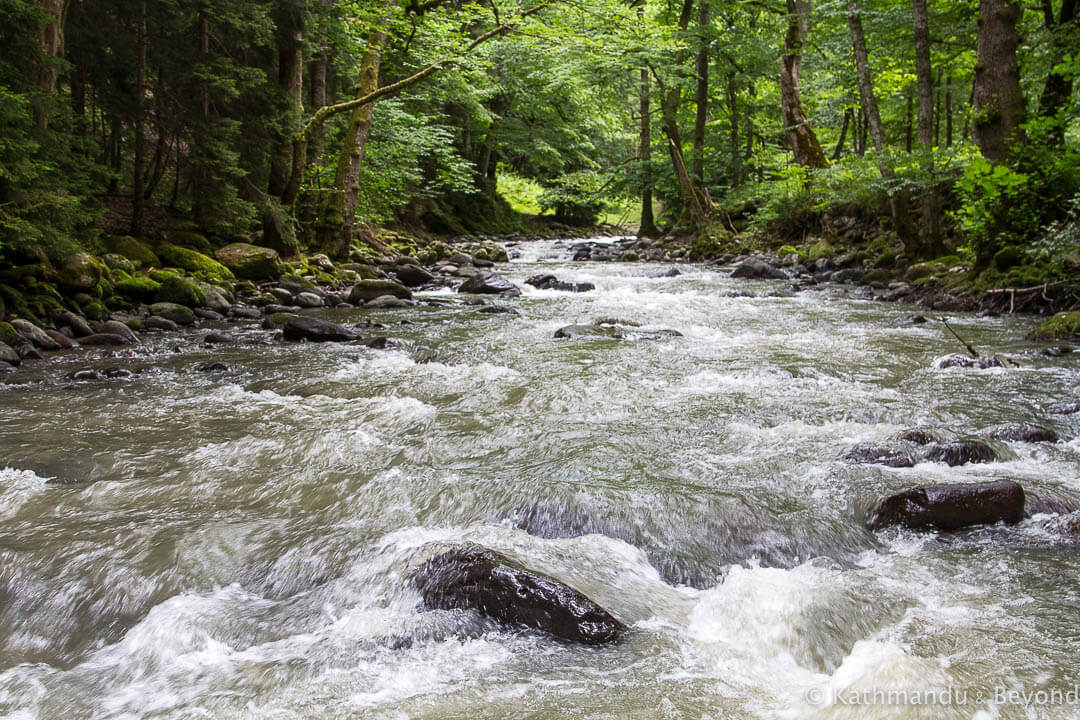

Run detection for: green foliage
[[496, 167, 544, 215], [538, 170, 607, 226]]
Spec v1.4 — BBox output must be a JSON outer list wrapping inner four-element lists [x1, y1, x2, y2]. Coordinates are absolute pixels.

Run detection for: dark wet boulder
[[841, 445, 918, 468], [458, 272, 521, 297], [349, 279, 413, 304], [648, 267, 681, 278], [45, 330, 74, 349], [193, 308, 224, 321], [68, 367, 134, 381], [413, 546, 626, 645], [98, 320, 139, 345], [204, 332, 235, 344], [52, 309, 94, 337], [1041, 511, 1080, 539], [142, 316, 180, 332], [478, 305, 519, 315], [933, 354, 1007, 370], [394, 264, 435, 287], [898, 314, 928, 325], [228, 305, 262, 320], [0, 342, 20, 366], [1024, 491, 1078, 517], [896, 428, 942, 446], [195, 361, 230, 373], [1047, 402, 1080, 415], [281, 315, 357, 343], [730, 258, 787, 280], [525, 274, 595, 293], [294, 292, 324, 309], [866, 480, 1026, 531], [78, 333, 133, 347], [984, 423, 1059, 443], [555, 324, 681, 341], [149, 302, 196, 326], [921, 439, 998, 466], [365, 295, 413, 309], [11, 318, 62, 351]]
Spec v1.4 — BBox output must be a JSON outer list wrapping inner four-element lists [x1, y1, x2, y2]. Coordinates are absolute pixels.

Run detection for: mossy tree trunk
[[973, 0, 1025, 162], [780, 0, 827, 169]]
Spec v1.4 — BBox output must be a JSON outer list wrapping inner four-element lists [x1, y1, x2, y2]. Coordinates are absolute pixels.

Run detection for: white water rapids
[[1, 239, 1078, 719]]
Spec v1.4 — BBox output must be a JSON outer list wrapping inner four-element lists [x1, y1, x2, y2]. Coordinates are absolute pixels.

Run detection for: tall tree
[[692, 0, 709, 187], [973, 0, 1025, 161], [780, 0, 827, 168]]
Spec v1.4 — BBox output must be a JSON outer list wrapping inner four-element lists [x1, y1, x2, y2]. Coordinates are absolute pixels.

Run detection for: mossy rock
[[164, 230, 213, 254], [148, 268, 183, 283], [155, 276, 206, 307], [807, 240, 836, 260], [57, 252, 110, 295], [234, 280, 258, 296], [340, 263, 380, 280], [279, 273, 315, 289], [82, 300, 109, 322], [103, 236, 161, 269], [778, 245, 799, 257], [315, 272, 337, 286], [115, 273, 162, 302], [348, 279, 413, 304], [905, 263, 938, 282], [1029, 311, 1080, 341], [874, 251, 898, 268], [0, 321, 18, 346], [862, 268, 894, 284], [619, 250, 639, 262], [215, 243, 286, 281], [466, 242, 510, 263], [149, 302, 196, 326], [993, 246, 1022, 271], [102, 253, 136, 274], [156, 244, 234, 282], [0, 263, 54, 286]]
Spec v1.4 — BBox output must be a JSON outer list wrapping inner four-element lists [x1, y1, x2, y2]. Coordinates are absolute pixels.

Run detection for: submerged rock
[[525, 274, 595, 293], [1047, 402, 1080, 415], [730, 258, 787, 280], [841, 445, 917, 468], [458, 272, 521, 297], [281, 316, 357, 343], [933, 354, 1007, 370], [921, 439, 999, 466], [413, 546, 626, 645], [867, 480, 1026, 531], [554, 324, 681, 341], [984, 423, 1059, 443], [78, 333, 132, 346]]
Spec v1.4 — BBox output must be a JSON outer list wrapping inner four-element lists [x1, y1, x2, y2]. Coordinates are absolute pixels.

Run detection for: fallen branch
[[939, 317, 979, 358]]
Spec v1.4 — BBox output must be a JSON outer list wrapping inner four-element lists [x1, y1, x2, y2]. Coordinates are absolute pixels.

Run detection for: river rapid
[[1, 240, 1079, 719]]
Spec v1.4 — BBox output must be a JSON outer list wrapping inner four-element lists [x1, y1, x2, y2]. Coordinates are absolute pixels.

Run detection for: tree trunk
[[269, 1, 304, 199], [316, 31, 388, 258], [659, 0, 706, 228], [692, 0, 709, 186], [847, 0, 888, 153], [638, 65, 658, 238], [131, 0, 147, 235], [780, 0, 827, 168], [727, 71, 741, 186], [912, 0, 934, 148], [33, 0, 65, 129], [912, 0, 941, 255], [973, 0, 1025, 161], [945, 71, 953, 147], [832, 107, 851, 160]]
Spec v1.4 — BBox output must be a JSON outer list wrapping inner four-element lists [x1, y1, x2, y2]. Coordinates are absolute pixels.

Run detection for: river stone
[[649, 267, 681, 278], [53, 309, 94, 337], [155, 276, 206, 307], [349, 280, 413, 304], [984, 423, 1059, 443], [57, 252, 105, 293], [78, 333, 132, 346], [149, 302, 196, 326], [1041, 511, 1080, 539], [933, 354, 1007, 370], [142, 316, 179, 332], [841, 445, 917, 468], [478, 305, 519, 315], [197, 283, 232, 313], [730, 258, 787, 280], [204, 332, 234, 344], [0, 342, 20, 366], [413, 546, 626, 645], [394, 265, 435, 287], [196, 362, 230, 373], [525, 274, 595, 292], [294, 292, 324, 308], [215, 243, 286, 281], [1047, 402, 1080, 415], [895, 428, 943, 445], [98, 320, 139, 345], [458, 272, 521, 297], [11, 319, 62, 350], [365, 295, 413, 309], [281, 315, 357, 343], [866, 480, 1026, 531], [921, 439, 999, 466], [194, 308, 224, 321], [228, 305, 262, 320], [45, 330, 74, 349], [1025, 491, 1078, 517], [554, 324, 682, 341]]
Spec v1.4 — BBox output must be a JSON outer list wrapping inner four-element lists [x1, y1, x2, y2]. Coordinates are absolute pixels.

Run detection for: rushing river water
[[1, 240, 1079, 719]]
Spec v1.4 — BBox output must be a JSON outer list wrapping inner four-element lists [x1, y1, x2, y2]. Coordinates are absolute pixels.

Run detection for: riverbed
[[1, 240, 1079, 719]]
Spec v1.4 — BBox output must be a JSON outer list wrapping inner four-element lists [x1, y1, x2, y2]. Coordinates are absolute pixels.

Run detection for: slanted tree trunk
[[638, 65, 658, 238], [780, 0, 827, 168], [832, 107, 851, 160], [692, 0, 709, 186], [315, 30, 387, 258], [973, 0, 1025, 161], [269, 1, 304, 199]]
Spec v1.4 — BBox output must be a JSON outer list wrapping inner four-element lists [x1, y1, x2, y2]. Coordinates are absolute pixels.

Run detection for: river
[[1, 239, 1078, 719]]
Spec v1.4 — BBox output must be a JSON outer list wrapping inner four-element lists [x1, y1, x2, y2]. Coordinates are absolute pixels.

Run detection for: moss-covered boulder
[[102, 253, 136, 274], [993, 245, 1022, 271], [348, 279, 413, 304], [149, 302, 196, 326], [155, 276, 206, 307], [82, 300, 109, 322], [103, 236, 161, 268], [157, 244, 234, 282], [215, 243, 286, 281], [58, 252, 110, 295], [115, 273, 162, 302], [1029, 312, 1080, 341], [0, 321, 19, 346], [148, 268, 183, 283], [164, 230, 213, 253]]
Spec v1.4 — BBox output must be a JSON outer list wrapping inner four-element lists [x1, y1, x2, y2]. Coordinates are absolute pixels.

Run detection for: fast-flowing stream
[[1, 240, 1079, 719]]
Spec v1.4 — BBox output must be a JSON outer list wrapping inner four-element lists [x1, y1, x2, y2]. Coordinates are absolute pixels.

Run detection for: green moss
[[905, 263, 938, 282], [103, 236, 160, 268], [315, 272, 337, 286], [0, 321, 18, 345], [148, 268, 183, 283], [115, 273, 162, 301], [149, 302, 196, 325], [1029, 311, 1080, 341], [234, 280, 257, 295], [156, 244, 235, 282], [862, 268, 894, 284], [807, 240, 836, 260], [82, 300, 108, 322], [993, 245, 1022, 271], [214, 243, 285, 281], [165, 230, 213, 253], [279, 273, 315, 289], [155, 276, 206, 307], [778, 245, 798, 257]]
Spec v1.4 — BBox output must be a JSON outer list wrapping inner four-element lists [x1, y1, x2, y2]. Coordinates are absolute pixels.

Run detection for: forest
[[0, 0, 1078, 308]]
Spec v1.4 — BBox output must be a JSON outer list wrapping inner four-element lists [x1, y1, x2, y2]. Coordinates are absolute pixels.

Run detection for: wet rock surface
[[867, 480, 1026, 531], [412, 546, 627, 645]]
